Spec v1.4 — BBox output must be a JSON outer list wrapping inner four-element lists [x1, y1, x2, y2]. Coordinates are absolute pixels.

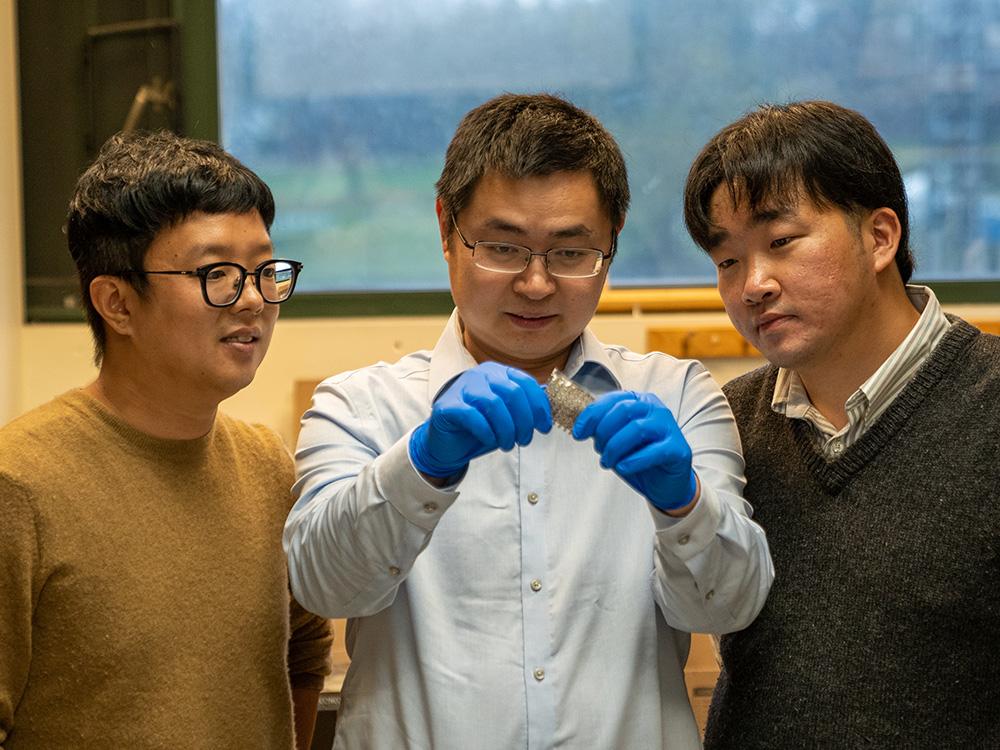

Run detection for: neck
[[797, 285, 920, 429], [86, 364, 219, 440], [517, 355, 571, 384], [470, 350, 570, 384], [460, 326, 574, 384]]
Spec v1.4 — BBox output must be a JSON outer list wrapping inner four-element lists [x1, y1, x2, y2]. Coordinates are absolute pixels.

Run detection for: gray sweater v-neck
[[705, 319, 1000, 749]]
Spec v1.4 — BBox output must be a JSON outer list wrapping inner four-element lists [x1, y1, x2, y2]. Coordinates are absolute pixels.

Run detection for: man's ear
[[434, 198, 451, 257], [89, 275, 136, 337], [866, 207, 902, 274], [610, 215, 626, 264]]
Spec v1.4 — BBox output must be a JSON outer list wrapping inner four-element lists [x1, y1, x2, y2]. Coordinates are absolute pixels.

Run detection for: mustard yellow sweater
[[0, 390, 331, 749]]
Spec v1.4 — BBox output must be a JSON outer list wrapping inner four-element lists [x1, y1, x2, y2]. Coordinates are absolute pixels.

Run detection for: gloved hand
[[409, 362, 552, 478], [573, 391, 698, 512]]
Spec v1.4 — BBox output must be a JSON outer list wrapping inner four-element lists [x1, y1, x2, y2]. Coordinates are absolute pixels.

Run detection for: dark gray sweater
[[705, 319, 1000, 749]]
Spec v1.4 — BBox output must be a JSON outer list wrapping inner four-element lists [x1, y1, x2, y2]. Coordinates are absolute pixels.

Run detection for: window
[[217, 0, 1000, 306], [18, 1, 1000, 322]]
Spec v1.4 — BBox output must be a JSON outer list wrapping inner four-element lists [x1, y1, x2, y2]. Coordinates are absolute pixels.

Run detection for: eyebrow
[[187, 240, 274, 258], [705, 206, 799, 249], [751, 206, 797, 224], [704, 229, 729, 250], [480, 217, 595, 240]]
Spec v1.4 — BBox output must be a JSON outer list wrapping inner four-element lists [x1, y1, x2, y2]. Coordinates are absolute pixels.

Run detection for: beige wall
[[1, 0, 22, 425]]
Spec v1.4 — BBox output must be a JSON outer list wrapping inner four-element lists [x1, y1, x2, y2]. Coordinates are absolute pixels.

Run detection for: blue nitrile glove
[[572, 391, 698, 512], [409, 362, 553, 478]]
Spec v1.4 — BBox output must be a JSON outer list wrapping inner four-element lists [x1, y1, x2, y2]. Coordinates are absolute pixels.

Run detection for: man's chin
[[214, 369, 260, 402], [759, 344, 810, 372]]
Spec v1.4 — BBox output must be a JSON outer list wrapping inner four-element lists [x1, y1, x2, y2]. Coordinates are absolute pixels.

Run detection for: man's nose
[[233, 274, 266, 312], [513, 254, 557, 299], [742, 259, 778, 305]]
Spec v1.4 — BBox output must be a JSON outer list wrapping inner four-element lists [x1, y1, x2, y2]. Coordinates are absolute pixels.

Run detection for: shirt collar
[[771, 368, 809, 419], [427, 310, 620, 401], [853, 284, 945, 401], [563, 327, 623, 395], [428, 311, 480, 400]]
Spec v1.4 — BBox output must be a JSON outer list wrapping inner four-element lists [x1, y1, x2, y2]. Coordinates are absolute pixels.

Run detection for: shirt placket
[[517, 436, 557, 749]]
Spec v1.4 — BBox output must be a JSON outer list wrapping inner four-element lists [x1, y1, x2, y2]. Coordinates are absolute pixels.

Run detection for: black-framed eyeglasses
[[132, 259, 304, 308], [451, 215, 616, 279]]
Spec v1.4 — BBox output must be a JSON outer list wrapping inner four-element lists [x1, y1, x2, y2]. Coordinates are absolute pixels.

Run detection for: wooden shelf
[[647, 325, 760, 359], [598, 287, 724, 313]]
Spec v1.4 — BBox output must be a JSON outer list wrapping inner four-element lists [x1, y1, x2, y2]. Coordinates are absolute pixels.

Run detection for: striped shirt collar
[[772, 285, 951, 458]]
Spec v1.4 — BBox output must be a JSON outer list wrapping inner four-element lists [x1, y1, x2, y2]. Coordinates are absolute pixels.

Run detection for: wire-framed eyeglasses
[[452, 215, 616, 279], [133, 259, 303, 308]]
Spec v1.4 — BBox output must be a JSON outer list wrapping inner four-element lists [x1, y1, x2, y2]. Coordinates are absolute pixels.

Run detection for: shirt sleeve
[[647, 362, 774, 634], [0, 476, 40, 745], [283, 376, 460, 619], [286, 591, 334, 690]]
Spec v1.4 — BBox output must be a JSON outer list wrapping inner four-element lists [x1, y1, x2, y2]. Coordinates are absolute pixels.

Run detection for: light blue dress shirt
[[285, 312, 773, 750]]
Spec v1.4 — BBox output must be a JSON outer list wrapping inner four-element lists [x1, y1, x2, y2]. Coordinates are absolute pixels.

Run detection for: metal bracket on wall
[[122, 75, 176, 132], [84, 18, 181, 154]]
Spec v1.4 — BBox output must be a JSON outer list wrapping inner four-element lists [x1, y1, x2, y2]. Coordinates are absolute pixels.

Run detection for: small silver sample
[[546, 369, 594, 432]]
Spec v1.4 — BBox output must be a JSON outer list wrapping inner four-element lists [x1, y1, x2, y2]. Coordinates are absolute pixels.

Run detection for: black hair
[[684, 100, 913, 282], [436, 93, 629, 231]]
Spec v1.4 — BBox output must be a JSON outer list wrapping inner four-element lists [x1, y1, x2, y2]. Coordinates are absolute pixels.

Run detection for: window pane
[[218, 0, 1000, 293]]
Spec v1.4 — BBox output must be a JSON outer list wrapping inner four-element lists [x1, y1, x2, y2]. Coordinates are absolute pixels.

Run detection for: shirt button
[[527, 492, 539, 505], [705, 589, 715, 601], [388, 566, 401, 576], [678, 534, 690, 545], [533, 668, 545, 681], [831, 440, 844, 455], [423, 502, 438, 513], [530, 579, 542, 592]]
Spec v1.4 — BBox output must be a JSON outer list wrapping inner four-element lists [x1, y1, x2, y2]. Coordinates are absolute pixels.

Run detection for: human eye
[[708, 246, 738, 270], [487, 243, 521, 257], [479, 243, 527, 266], [553, 248, 587, 261], [204, 267, 230, 281], [771, 236, 794, 249]]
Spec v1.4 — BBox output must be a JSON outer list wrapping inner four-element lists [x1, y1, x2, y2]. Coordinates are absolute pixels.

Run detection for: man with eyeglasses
[[0, 131, 331, 749], [284, 93, 773, 749]]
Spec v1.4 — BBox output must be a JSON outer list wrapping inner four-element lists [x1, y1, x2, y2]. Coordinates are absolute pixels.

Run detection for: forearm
[[292, 686, 320, 750], [652, 480, 773, 633], [285, 436, 457, 618], [647, 365, 774, 632], [285, 590, 333, 750]]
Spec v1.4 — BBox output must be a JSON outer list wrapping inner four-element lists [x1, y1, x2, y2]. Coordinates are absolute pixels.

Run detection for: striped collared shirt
[[771, 285, 952, 460]]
